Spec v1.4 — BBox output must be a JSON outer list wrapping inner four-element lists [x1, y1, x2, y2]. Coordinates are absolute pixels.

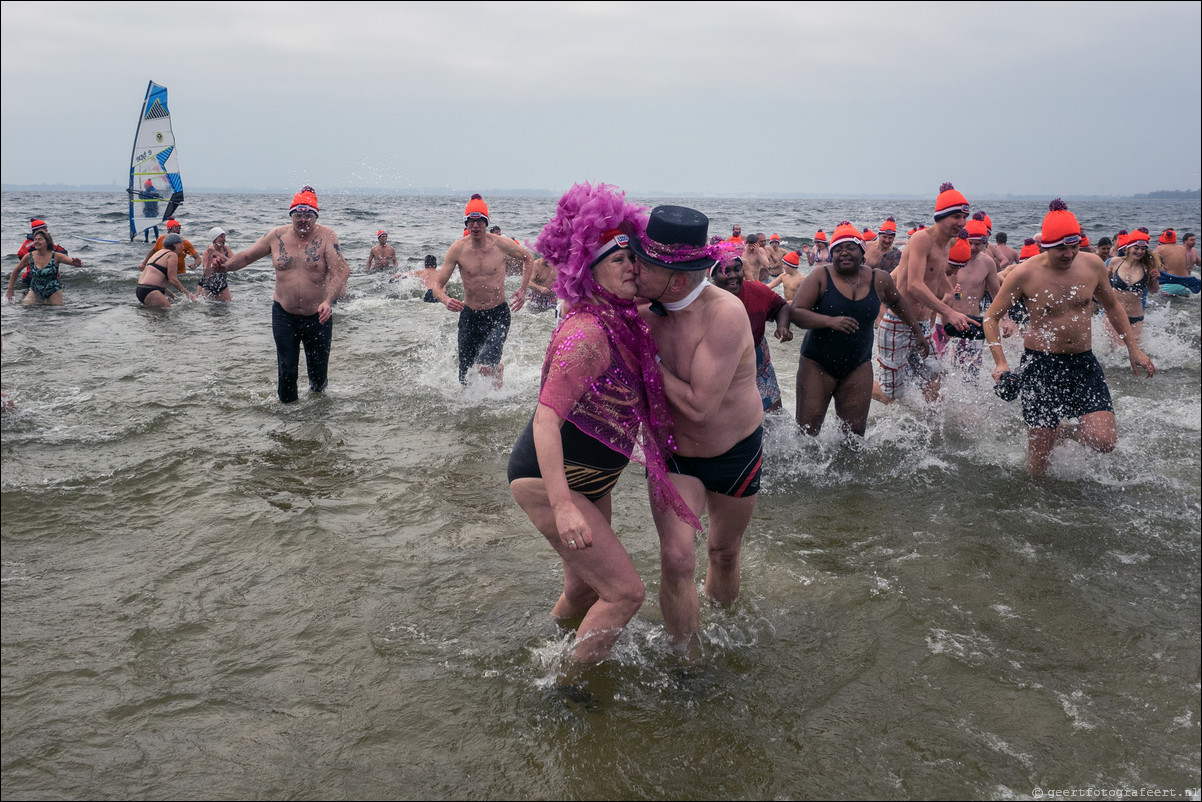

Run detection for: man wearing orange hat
[[213, 186, 352, 403], [807, 230, 830, 266], [876, 183, 977, 403], [865, 217, 901, 272], [767, 249, 804, 303], [430, 194, 534, 387], [982, 200, 1155, 476], [942, 226, 1001, 381], [365, 230, 397, 273], [728, 225, 743, 245], [1156, 229, 1202, 294], [138, 219, 199, 274], [764, 234, 785, 278]]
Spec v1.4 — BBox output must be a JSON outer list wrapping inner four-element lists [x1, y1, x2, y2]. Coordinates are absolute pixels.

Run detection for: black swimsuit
[[149, 252, 172, 276], [800, 267, 880, 380], [136, 253, 172, 304]]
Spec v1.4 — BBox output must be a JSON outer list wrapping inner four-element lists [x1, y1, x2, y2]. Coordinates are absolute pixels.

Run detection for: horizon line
[[4, 184, 1201, 202]]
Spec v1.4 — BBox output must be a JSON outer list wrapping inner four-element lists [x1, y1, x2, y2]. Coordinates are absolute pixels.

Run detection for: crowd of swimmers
[[4, 184, 1199, 683]]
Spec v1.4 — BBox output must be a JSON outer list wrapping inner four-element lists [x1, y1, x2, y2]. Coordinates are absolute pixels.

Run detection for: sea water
[[2, 191, 1199, 799]]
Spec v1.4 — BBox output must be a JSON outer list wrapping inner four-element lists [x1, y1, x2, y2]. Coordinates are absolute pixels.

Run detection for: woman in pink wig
[[507, 183, 698, 684]]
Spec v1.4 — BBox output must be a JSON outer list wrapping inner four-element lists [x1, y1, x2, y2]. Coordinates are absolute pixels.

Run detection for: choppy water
[[2, 191, 1200, 800]]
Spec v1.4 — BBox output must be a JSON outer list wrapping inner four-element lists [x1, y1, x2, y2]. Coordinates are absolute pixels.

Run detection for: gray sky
[[3, 1, 1200, 197]]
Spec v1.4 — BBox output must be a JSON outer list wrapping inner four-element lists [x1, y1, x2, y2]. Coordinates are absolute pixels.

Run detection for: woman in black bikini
[[1106, 228, 1159, 346], [135, 233, 195, 307], [790, 222, 926, 437]]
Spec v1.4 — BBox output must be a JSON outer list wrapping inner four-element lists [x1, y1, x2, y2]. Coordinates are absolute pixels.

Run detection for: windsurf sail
[[128, 80, 183, 241]]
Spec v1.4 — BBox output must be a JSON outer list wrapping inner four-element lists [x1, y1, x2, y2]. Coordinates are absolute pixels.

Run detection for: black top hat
[[630, 205, 717, 271]]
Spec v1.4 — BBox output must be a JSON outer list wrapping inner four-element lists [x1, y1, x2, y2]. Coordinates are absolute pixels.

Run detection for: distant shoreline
[[2, 185, 1200, 202]]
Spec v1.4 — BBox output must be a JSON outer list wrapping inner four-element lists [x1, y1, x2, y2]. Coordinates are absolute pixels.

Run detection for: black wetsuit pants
[[272, 301, 333, 403]]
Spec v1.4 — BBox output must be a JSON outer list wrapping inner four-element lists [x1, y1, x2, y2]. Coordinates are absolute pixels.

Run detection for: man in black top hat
[[633, 205, 765, 655]]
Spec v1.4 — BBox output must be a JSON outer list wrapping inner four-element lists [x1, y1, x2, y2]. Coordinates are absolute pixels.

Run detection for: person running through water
[[982, 200, 1155, 476], [366, 230, 397, 273], [429, 194, 534, 387]]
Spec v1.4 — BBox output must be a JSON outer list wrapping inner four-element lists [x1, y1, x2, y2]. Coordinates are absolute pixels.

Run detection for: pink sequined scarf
[[538, 285, 700, 530]]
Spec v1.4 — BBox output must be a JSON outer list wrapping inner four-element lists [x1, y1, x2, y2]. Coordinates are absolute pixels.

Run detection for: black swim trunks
[[665, 425, 763, 497], [1019, 348, 1113, 429], [458, 302, 510, 384]]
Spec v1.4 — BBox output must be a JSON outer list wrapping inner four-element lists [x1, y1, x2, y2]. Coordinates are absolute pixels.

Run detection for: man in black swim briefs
[[430, 194, 533, 388], [982, 199, 1154, 475], [633, 205, 766, 654]]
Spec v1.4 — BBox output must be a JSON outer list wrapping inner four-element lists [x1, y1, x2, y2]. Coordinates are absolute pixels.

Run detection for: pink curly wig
[[534, 183, 647, 306]]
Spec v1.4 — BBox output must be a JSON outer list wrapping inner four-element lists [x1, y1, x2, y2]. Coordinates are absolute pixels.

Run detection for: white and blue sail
[[128, 81, 183, 240]]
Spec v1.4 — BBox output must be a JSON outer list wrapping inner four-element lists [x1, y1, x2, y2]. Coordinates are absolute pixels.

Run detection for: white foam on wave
[[1053, 688, 1098, 731], [925, 626, 999, 666], [955, 716, 1036, 770]]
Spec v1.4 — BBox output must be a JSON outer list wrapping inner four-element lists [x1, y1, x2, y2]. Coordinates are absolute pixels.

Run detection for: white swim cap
[[209, 227, 226, 242]]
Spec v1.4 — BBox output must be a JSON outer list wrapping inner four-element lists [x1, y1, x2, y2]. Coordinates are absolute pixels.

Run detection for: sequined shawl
[[538, 287, 700, 530]]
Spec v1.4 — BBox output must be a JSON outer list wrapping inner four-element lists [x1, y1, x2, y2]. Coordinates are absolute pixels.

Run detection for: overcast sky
[[3, 1, 1200, 197]]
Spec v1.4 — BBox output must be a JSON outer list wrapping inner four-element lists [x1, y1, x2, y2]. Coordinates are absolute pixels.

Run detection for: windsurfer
[[140, 180, 162, 242]]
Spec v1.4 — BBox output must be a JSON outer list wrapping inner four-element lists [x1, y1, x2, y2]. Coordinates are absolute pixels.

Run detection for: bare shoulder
[[1006, 259, 1039, 289], [494, 235, 526, 256], [704, 286, 751, 335], [1076, 250, 1106, 272]]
